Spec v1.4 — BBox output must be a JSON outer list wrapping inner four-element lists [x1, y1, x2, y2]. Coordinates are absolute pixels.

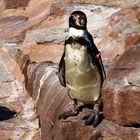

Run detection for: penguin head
[[69, 11, 87, 30]]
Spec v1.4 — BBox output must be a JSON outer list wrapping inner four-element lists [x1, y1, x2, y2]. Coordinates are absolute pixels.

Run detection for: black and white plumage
[[58, 11, 106, 126]]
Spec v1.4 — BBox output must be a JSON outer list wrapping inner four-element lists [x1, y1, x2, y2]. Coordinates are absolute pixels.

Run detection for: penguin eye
[[73, 14, 80, 20], [73, 16, 76, 20]]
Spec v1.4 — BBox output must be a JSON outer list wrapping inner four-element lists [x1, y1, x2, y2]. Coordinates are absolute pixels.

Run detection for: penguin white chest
[[65, 44, 88, 66], [64, 43, 101, 103]]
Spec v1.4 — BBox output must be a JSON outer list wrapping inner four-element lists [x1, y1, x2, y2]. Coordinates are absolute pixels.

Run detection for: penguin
[[58, 11, 106, 126]]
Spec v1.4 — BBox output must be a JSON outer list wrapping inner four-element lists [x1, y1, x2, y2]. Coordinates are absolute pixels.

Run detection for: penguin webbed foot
[[58, 99, 79, 120], [58, 109, 79, 120], [82, 104, 102, 127], [84, 113, 99, 127]]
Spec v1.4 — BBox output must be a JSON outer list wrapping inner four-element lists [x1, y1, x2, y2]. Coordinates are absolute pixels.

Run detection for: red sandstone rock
[[53, 119, 140, 140], [2, 0, 52, 18], [24, 60, 140, 140], [103, 45, 140, 126], [21, 42, 63, 63], [5, 46, 140, 139], [98, 6, 140, 61], [95, 120, 140, 140], [25, 62, 71, 140], [0, 1, 140, 140], [5, 0, 29, 9], [0, 47, 40, 139], [22, 4, 140, 63], [0, 0, 51, 42], [53, 118, 93, 140], [58, 0, 139, 7], [0, 0, 5, 15]]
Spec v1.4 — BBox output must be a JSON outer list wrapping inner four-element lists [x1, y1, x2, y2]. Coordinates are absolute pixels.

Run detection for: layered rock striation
[[0, 0, 139, 140]]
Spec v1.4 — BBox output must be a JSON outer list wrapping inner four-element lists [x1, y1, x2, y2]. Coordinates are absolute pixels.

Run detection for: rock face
[[0, 48, 40, 140], [24, 61, 140, 140], [26, 62, 71, 140], [53, 119, 140, 140], [0, 0, 140, 140], [5, 0, 30, 9], [98, 6, 140, 61], [103, 45, 140, 126], [21, 43, 64, 63]]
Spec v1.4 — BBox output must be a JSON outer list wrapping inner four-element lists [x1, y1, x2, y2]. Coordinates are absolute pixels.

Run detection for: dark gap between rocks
[[124, 124, 140, 128], [0, 106, 17, 121]]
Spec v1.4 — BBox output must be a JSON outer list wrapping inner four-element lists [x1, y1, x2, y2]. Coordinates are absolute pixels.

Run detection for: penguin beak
[[73, 15, 81, 26]]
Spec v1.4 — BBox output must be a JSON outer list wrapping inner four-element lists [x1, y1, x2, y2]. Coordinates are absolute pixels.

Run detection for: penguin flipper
[[87, 33, 106, 83], [58, 52, 66, 87], [97, 56, 106, 82]]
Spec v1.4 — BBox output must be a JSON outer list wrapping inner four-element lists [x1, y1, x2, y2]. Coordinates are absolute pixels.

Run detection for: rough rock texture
[[0, 47, 40, 140], [0, 0, 140, 140], [21, 43, 64, 63], [103, 45, 140, 126], [5, 0, 30, 9], [0, 0, 5, 14], [57, 0, 140, 7], [18, 1, 120, 73], [21, 3, 140, 62], [97, 6, 140, 61], [25, 62, 71, 140], [53, 119, 140, 140], [24, 60, 140, 140], [0, 0, 51, 42]]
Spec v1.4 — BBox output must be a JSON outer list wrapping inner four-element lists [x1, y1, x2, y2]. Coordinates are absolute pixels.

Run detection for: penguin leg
[[85, 103, 99, 127], [84, 99, 102, 127], [58, 99, 79, 120]]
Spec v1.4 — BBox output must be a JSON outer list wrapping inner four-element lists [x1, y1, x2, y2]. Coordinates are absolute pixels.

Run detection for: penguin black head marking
[[69, 11, 87, 30]]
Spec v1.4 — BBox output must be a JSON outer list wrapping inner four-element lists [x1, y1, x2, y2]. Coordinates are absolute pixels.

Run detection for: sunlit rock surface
[[0, 0, 140, 140], [53, 119, 140, 140], [21, 43, 64, 63], [103, 45, 140, 126], [98, 6, 140, 61], [0, 47, 40, 139]]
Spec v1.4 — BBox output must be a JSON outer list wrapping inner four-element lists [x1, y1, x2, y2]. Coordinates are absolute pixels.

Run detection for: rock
[[0, 47, 40, 139], [5, 0, 30, 9], [40, 2, 119, 34], [21, 42, 64, 63], [0, 0, 5, 15], [25, 0, 52, 18], [5, 39, 139, 140], [102, 45, 140, 126], [58, 0, 139, 7], [24, 60, 140, 140], [0, 128, 40, 140], [24, 3, 120, 62], [53, 119, 140, 140], [98, 6, 140, 61], [0, 16, 28, 43], [0, 0, 51, 43], [95, 120, 140, 140], [24, 28, 67, 44], [25, 61, 72, 140], [0, 47, 24, 98], [0, 0, 140, 140], [3, 0, 52, 18], [53, 118, 93, 140]]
